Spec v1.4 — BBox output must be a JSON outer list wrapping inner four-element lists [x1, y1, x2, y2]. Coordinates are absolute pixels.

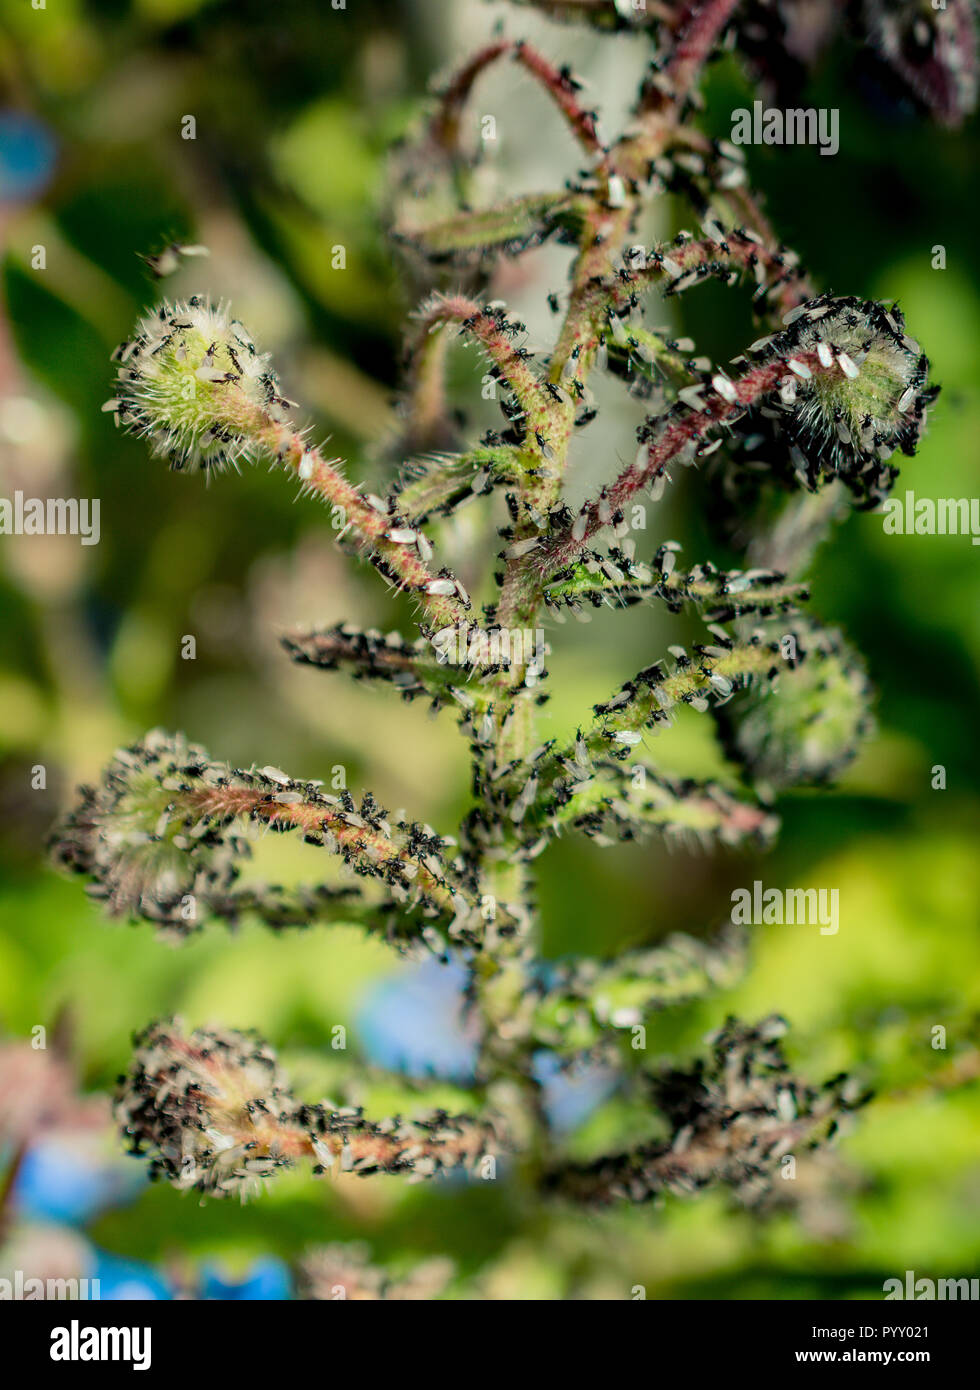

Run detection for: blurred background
[[0, 0, 978, 1299]]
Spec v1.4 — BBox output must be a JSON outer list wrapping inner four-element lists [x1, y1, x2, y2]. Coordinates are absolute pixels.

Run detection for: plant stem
[[468, 0, 782, 1171]]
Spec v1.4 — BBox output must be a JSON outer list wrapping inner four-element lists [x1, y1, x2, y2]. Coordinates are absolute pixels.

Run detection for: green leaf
[[394, 192, 584, 262], [2, 259, 109, 415], [537, 761, 779, 852], [716, 621, 875, 791], [531, 928, 748, 1054], [391, 446, 518, 523]]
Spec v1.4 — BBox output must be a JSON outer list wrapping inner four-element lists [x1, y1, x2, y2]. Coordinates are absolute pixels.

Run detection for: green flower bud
[[105, 298, 284, 472], [717, 623, 874, 791], [746, 295, 938, 506], [49, 730, 245, 933]]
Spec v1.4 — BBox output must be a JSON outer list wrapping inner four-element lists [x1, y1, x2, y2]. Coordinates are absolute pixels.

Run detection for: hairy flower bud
[[548, 1016, 867, 1206], [105, 298, 284, 471], [116, 1020, 307, 1197], [746, 295, 938, 506], [51, 730, 486, 942], [49, 730, 246, 933], [116, 1019, 499, 1198], [717, 623, 874, 791]]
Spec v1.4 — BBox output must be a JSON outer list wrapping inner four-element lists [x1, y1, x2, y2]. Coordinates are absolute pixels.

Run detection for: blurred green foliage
[[0, 0, 977, 1297]]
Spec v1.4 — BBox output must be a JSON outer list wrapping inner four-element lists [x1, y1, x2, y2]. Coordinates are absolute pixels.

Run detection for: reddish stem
[[184, 785, 461, 915], [542, 349, 840, 571], [512, 41, 603, 153], [414, 293, 554, 436], [642, 0, 742, 111], [0, 1141, 27, 1239], [240, 410, 471, 634], [430, 41, 511, 152], [430, 39, 607, 159]]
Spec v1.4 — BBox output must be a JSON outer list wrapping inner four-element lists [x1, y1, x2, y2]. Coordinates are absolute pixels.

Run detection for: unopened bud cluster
[[745, 295, 937, 505], [117, 1020, 498, 1198], [718, 623, 874, 792], [116, 1020, 306, 1197], [550, 1017, 868, 1206], [105, 298, 284, 472], [49, 730, 245, 932]]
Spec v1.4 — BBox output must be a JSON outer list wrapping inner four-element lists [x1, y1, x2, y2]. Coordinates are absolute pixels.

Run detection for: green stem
[[466, 2, 756, 1165]]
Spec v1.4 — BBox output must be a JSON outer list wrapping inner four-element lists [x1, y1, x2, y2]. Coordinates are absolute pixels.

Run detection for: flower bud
[[116, 1019, 498, 1198], [49, 729, 245, 934], [717, 623, 873, 790], [116, 1020, 307, 1197], [748, 295, 938, 506], [106, 298, 284, 472]]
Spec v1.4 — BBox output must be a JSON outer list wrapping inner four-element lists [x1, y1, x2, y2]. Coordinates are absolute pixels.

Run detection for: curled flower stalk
[[117, 1022, 497, 1197], [106, 300, 474, 638], [49, 0, 959, 1263], [545, 1017, 870, 1205]]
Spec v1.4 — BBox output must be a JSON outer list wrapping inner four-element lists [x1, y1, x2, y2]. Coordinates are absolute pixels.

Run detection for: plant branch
[[541, 348, 847, 573]]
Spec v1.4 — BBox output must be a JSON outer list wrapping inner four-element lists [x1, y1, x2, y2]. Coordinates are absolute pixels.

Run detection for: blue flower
[[358, 960, 612, 1131], [91, 1250, 172, 1301], [356, 957, 478, 1080], [199, 1257, 291, 1300], [0, 111, 57, 203], [13, 1140, 143, 1226]]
